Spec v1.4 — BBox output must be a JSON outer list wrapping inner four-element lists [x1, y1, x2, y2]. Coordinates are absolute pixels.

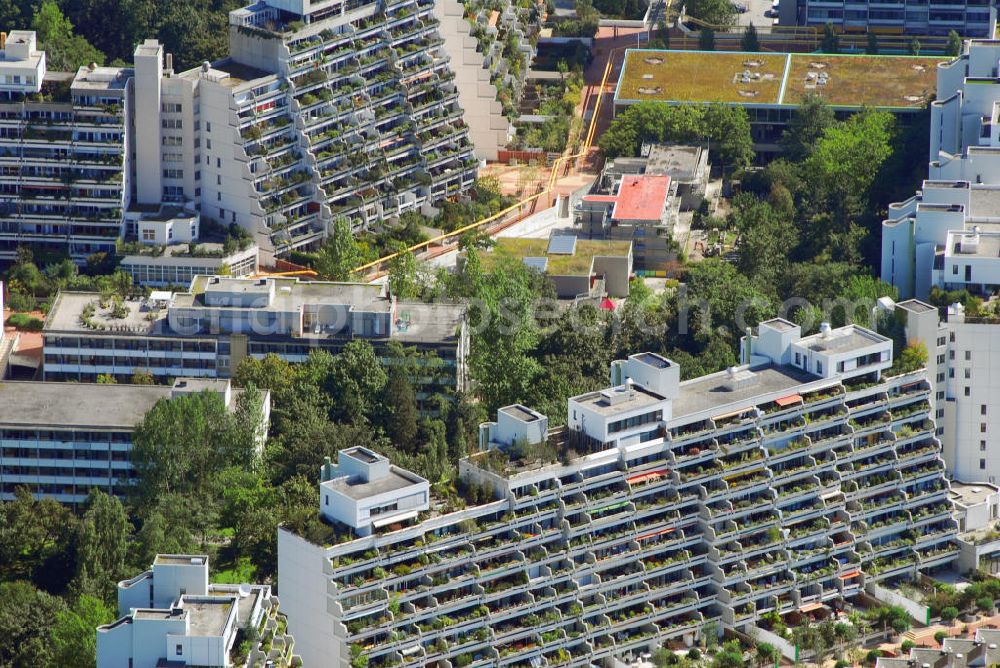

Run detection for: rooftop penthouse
[[278, 321, 956, 668], [0, 30, 44, 96], [877, 627, 1000, 668], [97, 554, 296, 668]]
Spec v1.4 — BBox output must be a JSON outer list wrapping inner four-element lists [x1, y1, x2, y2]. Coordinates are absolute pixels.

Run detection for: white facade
[[98, 554, 294, 668], [0, 31, 44, 95], [319, 447, 430, 535]]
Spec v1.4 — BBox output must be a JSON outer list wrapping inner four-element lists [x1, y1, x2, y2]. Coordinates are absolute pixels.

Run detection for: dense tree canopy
[[600, 101, 754, 169]]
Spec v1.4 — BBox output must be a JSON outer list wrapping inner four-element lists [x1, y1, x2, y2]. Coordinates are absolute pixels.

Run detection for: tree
[[96, 374, 117, 384], [50, 594, 114, 668], [387, 242, 420, 300], [946, 30, 963, 56], [315, 217, 362, 281], [732, 197, 798, 289], [0, 487, 79, 593], [908, 37, 921, 56], [741, 23, 760, 52], [73, 491, 130, 606], [755, 642, 779, 667], [866, 32, 879, 54], [779, 93, 837, 162], [699, 27, 716, 51], [129, 369, 155, 385], [0, 581, 66, 667], [821, 22, 839, 53], [130, 390, 260, 512], [687, 0, 737, 26], [381, 366, 419, 452], [326, 341, 388, 423], [31, 1, 106, 72]]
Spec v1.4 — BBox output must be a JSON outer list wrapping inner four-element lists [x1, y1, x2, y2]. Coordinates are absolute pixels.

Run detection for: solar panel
[[522, 256, 548, 272], [547, 234, 577, 255]]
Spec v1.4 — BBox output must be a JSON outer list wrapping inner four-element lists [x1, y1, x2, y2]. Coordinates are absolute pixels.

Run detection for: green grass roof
[[481, 238, 632, 276], [616, 49, 946, 109]]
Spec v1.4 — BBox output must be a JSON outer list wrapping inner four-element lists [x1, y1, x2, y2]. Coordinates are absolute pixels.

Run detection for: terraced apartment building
[[277, 320, 958, 668], [130, 0, 477, 260], [0, 31, 130, 262]]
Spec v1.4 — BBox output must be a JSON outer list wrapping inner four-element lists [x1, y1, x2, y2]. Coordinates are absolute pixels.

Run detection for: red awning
[[599, 298, 616, 311], [775, 394, 803, 407], [637, 527, 675, 541], [627, 469, 668, 485], [838, 570, 861, 580]]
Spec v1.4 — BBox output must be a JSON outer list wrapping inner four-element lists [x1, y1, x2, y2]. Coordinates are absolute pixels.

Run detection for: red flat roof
[[611, 175, 670, 222]]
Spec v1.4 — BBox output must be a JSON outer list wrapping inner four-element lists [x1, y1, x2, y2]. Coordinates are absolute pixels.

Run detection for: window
[[161, 102, 182, 113], [937, 391, 944, 400], [966, 369, 972, 379], [937, 354, 946, 365], [324, 495, 329, 506], [816, 360, 823, 375], [953, 265, 959, 275], [206, 122, 211, 132], [966, 351, 972, 361], [981, 459, 987, 470], [949, 350, 955, 360], [937, 336, 946, 347], [176, 644, 183, 656], [161, 118, 182, 129], [966, 387, 971, 396], [983, 405, 988, 416], [982, 440, 988, 451], [936, 409, 944, 418], [142, 229, 155, 241], [949, 369, 955, 378], [206, 139, 212, 149], [162, 152, 182, 162], [216, 157, 221, 168], [217, 175, 221, 186], [370, 502, 398, 516], [937, 373, 945, 383], [794, 352, 801, 366], [950, 332, 955, 343], [162, 136, 182, 146], [982, 423, 988, 433], [162, 168, 183, 179]]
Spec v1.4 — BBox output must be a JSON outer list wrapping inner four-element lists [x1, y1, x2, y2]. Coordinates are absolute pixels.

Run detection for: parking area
[[732, 0, 778, 30]]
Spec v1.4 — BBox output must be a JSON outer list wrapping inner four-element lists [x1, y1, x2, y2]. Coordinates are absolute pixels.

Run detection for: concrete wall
[[276, 529, 343, 668], [866, 582, 930, 625], [433, 0, 508, 161]]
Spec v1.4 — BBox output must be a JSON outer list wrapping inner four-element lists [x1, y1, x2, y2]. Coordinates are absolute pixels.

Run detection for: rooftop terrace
[[481, 237, 632, 275], [616, 49, 944, 109], [325, 468, 425, 500], [0, 381, 171, 428]]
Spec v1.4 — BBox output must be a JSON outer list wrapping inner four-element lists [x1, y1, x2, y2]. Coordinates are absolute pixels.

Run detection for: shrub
[[835, 661, 850, 668], [688, 648, 701, 660], [934, 630, 948, 645], [865, 649, 882, 665], [6, 313, 43, 330], [977, 596, 994, 611], [941, 607, 959, 622], [900, 640, 915, 653]]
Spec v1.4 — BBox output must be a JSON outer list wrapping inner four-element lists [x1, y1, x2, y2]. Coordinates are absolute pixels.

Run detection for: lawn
[[617, 49, 787, 105], [480, 238, 632, 275], [783, 53, 945, 108]]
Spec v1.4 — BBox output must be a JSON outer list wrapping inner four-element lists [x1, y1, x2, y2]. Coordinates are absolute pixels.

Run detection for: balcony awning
[[627, 469, 668, 485], [799, 602, 825, 613], [637, 527, 674, 541], [775, 394, 803, 407], [838, 570, 861, 580], [712, 407, 753, 422], [372, 509, 419, 529]]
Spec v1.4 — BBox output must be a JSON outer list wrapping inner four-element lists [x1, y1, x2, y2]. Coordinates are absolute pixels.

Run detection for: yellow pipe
[[352, 45, 617, 276]]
